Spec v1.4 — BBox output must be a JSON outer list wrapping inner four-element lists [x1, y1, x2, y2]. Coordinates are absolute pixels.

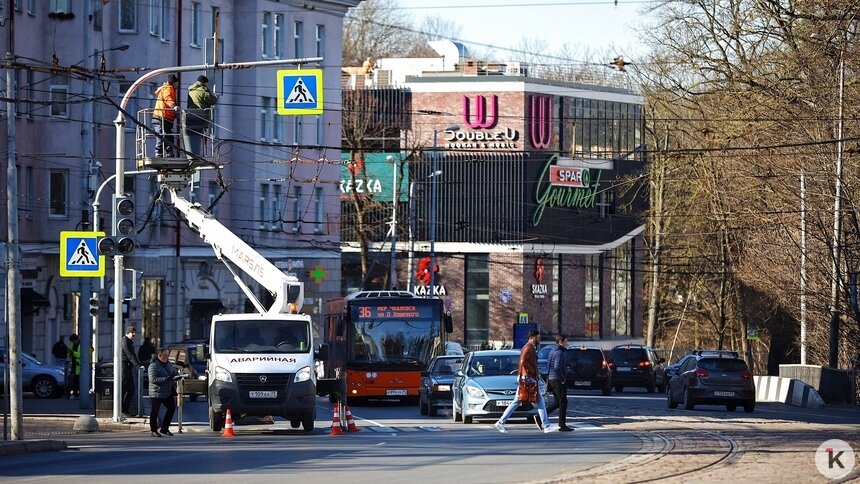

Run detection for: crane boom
[[168, 187, 303, 314]]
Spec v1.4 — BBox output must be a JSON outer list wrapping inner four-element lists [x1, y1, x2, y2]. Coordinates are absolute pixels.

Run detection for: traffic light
[[98, 196, 137, 256], [114, 196, 135, 255], [89, 297, 99, 317]]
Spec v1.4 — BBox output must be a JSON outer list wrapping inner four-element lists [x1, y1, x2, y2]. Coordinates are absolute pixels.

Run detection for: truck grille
[[236, 373, 292, 404]]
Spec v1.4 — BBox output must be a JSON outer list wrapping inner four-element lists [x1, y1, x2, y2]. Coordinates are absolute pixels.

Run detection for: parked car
[[444, 342, 465, 356], [419, 355, 464, 416], [166, 340, 208, 401], [607, 344, 666, 393], [452, 350, 538, 424], [665, 354, 696, 384], [0, 348, 65, 398], [666, 352, 755, 412], [537, 343, 555, 380], [563, 346, 612, 396]]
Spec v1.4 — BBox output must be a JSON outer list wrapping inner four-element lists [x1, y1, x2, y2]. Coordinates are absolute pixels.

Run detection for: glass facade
[[610, 244, 632, 336], [564, 98, 643, 160], [465, 254, 489, 347], [585, 253, 601, 338]]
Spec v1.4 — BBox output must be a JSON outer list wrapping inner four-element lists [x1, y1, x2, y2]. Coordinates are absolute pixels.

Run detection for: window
[[149, 0, 160, 36], [273, 14, 284, 58], [119, 0, 136, 32], [464, 254, 490, 346], [190, 2, 201, 47], [260, 97, 272, 141], [13, 0, 20, 11], [26, 0, 33, 15], [272, 185, 282, 231], [160, 0, 171, 41], [315, 24, 325, 58], [259, 184, 269, 229], [261, 12, 272, 58], [291, 186, 302, 232], [584, 254, 601, 338], [93, 0, 102, 30], [207, 181, 219, 218], [50, 78, 70, 118], [49, 170, 68, 216], [294, 21, 304, 57], [314, 187, 323, 233], [609, 245, 631, 336]]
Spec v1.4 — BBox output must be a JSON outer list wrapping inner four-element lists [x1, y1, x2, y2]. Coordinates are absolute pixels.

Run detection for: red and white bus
[[323, 290, 453, 402]]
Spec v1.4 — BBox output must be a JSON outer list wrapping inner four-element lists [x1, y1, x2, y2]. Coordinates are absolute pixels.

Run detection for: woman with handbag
[[494, 329, 558, 433]]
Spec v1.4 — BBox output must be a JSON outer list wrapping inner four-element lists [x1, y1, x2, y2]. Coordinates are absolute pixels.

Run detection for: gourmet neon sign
[[532, 155, 602, 226]]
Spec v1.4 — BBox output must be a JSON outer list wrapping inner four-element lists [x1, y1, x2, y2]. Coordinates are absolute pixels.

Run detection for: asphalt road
[[2, 388, 858, 482]]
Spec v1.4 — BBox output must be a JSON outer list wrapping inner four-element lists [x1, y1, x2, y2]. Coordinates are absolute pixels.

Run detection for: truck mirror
[[316, 343, 330, 361], [444, 311, 453, 333]]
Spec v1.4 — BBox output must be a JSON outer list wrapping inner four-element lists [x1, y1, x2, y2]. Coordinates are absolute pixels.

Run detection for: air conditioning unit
[[375, 69, 392, 87]]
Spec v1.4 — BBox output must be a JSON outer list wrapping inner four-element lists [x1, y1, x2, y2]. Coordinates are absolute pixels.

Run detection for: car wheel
[[31, 376, 58, 399], [744, 399, 755, 413], [301, 411, 315, 432], [209, 406, 224, 432], [290, 419, 301, 428], [683, 387, 695, 410], [646, 376, 656, 393], [657, 379, 667, 394], [428, 404, 438, 417], [463, 414, 473, 424], [614, 384, 624, 393], [419, 395, 429, 416], [667, 388, 678, 409], [726, 404, 737, 412]]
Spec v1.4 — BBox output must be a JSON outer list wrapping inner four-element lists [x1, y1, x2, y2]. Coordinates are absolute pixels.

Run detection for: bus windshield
[[214, 319, 310, 354], [348, 318, 440, 366]]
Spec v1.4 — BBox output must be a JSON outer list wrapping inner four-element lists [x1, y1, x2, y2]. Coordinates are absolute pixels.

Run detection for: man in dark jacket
[[185, 75, 218, 155], [121, 326, 142, 416], [545, 334, 573, 431], [148, 347, 182, 437]]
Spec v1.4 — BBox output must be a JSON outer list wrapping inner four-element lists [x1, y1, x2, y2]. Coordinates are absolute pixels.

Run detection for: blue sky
[[394, 0, 650, 62]]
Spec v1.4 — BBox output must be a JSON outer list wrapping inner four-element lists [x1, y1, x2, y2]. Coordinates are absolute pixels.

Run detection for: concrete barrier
[[753, 375, 824, 408]]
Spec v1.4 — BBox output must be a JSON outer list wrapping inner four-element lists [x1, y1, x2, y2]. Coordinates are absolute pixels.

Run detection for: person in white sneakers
[[494, 329, 558, 434]]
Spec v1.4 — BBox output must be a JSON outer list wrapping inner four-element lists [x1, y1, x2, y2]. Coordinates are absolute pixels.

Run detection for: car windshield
[[699, 358, 748, 372], [431, 357, 463, 374], [468, 355, 519, 376], [214, 320, 310, 353], [566, 349, 604, 365]]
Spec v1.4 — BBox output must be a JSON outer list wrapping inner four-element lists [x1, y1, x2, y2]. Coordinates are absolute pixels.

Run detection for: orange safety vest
[[154, 82, 178, 120]]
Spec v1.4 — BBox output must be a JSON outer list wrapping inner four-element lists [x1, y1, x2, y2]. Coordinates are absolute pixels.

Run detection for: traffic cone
[[222, 409, 235, 438], [330, 404, 343, 435], [345, 406, 360, 432]]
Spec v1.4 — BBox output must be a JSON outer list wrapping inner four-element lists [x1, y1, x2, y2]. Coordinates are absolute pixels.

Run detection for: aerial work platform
[[135, 108, 216, 185]]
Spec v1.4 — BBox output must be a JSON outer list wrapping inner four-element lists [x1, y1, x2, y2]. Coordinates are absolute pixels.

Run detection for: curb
[[0, 439, 68, 456]]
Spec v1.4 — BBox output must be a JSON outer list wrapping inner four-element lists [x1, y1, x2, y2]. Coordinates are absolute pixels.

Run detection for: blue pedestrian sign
[[277, 69, 324, 115], [60, 231, 105, 277]]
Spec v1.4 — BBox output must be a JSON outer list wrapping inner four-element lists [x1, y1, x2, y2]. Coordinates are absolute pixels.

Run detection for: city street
[[2, 389, 858, 482]]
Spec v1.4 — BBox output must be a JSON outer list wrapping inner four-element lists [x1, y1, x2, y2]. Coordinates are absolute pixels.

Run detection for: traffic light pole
[[111, 57, 321, 422]]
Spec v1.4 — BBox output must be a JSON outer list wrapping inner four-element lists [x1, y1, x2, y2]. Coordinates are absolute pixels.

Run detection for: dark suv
[[666, 351, 755, 412], [607, 345, 666, 393], [563, 346, 612, 396]]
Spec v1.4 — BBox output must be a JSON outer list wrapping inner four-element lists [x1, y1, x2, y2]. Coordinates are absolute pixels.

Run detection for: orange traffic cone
[[345, 406, 360, 432], [222, 409, 235, 438], [330, 404, 343, 435]]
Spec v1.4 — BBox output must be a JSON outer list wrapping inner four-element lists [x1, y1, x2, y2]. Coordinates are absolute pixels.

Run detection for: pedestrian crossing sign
[[277, 68, 324, 115], [60, 231, 105, 277]]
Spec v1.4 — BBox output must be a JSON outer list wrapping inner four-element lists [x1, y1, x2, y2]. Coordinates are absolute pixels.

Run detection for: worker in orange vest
[[153, 73, 179, 157]]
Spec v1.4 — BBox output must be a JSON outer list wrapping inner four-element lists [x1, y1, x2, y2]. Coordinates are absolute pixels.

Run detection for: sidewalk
[[0, 395, 147, 456]]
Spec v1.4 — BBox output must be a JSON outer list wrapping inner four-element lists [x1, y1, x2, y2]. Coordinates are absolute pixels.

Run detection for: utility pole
[[78, 0, 93, 410], [5, 16, 23, 439]]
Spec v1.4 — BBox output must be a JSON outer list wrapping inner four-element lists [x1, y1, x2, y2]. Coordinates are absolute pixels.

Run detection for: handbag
[[517, 376, 539, 402]]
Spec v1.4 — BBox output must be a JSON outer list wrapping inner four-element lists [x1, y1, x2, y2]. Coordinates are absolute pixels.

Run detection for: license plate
[[713, 391, 735, 397], [249, 391, 277, 398], [617, 367, 631, 372], [574, 381, 591, 386], [496, 400, 513, 407], [386, 389, 407, 396]]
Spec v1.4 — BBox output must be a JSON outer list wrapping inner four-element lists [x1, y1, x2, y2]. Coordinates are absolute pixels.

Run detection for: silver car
[[452, 350, 538, 424], [0, 348, 66, 398]]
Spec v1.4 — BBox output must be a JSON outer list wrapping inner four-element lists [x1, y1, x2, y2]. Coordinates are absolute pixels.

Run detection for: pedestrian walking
[[494, 329, 558, 434], [153, 73, 179, 157], [121, 326, 142, 417], [545, 334, 574, 431], [148, 347, 184, 437], [67, 334, 81, 399], [52, 335, 68, 367]]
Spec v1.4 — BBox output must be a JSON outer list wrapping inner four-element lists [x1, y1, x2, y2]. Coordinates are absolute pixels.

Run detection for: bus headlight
[[213, 366, 233, 383], [294, 366, 311, 383]]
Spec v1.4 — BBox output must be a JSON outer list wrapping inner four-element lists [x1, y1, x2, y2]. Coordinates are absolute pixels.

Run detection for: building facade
[[0, 0, 360, 364], [341, 43, 647, 348]]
